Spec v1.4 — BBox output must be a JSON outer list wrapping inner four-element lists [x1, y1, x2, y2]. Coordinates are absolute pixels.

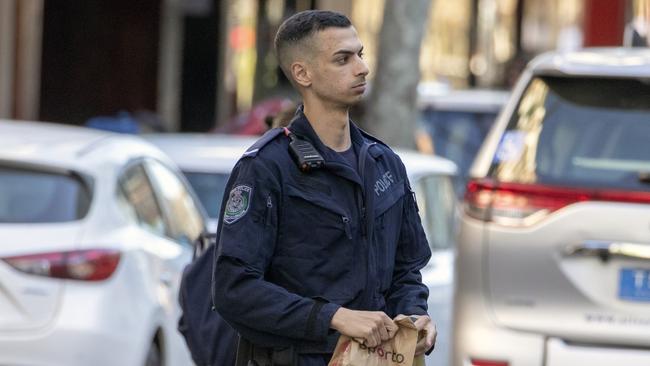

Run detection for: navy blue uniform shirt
[[213, 110, 431, 361]]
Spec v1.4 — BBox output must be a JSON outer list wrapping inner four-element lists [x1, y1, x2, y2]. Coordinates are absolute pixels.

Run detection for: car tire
[[144, 341, 162, 366]]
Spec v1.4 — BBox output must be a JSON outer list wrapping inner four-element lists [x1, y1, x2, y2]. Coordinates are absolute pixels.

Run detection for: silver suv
[[453, 48, 650, 366]]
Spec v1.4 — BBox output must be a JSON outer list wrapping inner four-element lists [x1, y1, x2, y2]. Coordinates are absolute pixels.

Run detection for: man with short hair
[[213, 10, 436, 365]]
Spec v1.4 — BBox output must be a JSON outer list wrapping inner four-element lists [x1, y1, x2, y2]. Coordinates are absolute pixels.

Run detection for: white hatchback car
[[146, 133, 458, 366], [0, 120, 205, 366], [454, 48, 650, 366]]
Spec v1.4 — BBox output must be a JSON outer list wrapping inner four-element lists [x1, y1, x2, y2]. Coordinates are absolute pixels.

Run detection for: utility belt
[[235, 335, 340, 366], [235, 336, 298, 366]]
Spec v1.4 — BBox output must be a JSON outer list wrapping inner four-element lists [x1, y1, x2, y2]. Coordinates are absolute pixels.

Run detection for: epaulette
[[241, 128, 284, 158], [359, 129, 390, 159], [359, 129, 390, 149]]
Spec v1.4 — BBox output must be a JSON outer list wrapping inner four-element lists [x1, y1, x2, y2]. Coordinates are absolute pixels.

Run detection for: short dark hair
[[274, 10, 352, 79]]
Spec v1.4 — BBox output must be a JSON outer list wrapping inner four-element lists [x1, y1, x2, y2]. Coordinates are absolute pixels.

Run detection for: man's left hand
[[412, 315, 437, 356]]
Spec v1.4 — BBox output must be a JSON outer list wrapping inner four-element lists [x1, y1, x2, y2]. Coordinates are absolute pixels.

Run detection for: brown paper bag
[[328, 316, 419, 366]]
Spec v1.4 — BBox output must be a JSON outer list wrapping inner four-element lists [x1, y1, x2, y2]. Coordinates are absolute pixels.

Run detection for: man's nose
[[356, 57, 369, 77]]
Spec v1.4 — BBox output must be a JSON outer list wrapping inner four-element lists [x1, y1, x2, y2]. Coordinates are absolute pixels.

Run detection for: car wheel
[[144, 341, 162, 366]]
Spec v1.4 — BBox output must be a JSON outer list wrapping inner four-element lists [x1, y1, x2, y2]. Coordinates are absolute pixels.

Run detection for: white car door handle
[[562, 240, 650, 261]]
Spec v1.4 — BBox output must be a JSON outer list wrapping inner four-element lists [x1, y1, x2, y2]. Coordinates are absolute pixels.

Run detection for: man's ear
[[291, 61, 311, 88]]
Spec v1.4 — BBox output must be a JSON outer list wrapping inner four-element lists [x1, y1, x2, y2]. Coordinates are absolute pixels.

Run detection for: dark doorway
[[179, 0, 220, 132], [40, 0, 160, 125]]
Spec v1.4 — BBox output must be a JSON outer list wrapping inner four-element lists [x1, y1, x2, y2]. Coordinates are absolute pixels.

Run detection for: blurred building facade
[[0, 0, 647, 131], [0, 0, 228, 132]]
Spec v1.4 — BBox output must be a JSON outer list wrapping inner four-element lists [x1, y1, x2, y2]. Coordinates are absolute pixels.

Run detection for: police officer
[[213, 10, 436, 365]]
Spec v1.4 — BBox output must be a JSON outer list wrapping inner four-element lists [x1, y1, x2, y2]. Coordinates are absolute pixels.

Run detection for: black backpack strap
[[192, 232, 218, 259]]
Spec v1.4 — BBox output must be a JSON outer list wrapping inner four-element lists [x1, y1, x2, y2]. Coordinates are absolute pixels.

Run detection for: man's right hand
[[330, 308, 398, 347]]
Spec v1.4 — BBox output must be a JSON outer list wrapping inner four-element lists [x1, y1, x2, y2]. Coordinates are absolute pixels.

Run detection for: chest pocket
[[373, 179, 405, 292], [282, 183, 352, 254], [275, 182, 356, 301]]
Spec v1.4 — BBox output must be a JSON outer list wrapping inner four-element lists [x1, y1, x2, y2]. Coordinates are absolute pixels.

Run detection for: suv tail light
[[465, 179, 650, 227], [1, 249, 121, 281]]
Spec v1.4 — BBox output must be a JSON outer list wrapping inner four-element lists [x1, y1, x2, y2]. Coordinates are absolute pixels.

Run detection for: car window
[[116, 187, 139, 225], [183, 171, 230, 219], [145, 160, 204, 246], [119, 163, 168, 237], [413, 174, 457, 250], [420, 109, 498, 195], [0, 165, 91, 223], [489, 76, 650, 191]]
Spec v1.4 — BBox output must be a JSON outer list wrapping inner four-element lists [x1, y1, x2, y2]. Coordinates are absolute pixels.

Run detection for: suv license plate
[[619, 268, 650, 302]]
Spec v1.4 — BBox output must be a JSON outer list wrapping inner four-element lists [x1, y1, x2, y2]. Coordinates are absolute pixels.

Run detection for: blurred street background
[[0, 1, 649, 366], [0, 0, 644, 128], [2, 0, 648, 187]]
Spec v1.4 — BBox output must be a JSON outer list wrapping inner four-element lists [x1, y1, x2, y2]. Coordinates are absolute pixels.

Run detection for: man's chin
[[324, 95, 365, 110], [346, 94, 365, 106]]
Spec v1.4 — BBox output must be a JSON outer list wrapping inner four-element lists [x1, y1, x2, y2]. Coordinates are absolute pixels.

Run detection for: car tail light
[[465, 178, 650, 227], [1, 249, 121, 281], [470, 359, 508, 366]]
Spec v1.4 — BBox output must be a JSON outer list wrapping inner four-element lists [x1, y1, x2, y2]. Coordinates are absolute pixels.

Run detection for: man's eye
[[336, 57, 347, 64]]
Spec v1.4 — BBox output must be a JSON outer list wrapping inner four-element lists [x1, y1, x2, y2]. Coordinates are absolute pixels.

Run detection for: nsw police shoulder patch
[[223, 185, 252, 224]]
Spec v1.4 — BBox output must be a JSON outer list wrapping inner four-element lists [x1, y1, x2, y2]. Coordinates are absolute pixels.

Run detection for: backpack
[[178, 232, 238, 366], [178, 131, 285, 365]]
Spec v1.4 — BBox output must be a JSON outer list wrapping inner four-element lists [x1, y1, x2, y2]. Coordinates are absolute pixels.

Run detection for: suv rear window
[[0, 165, 92, 223], [489, 76, 650, 191]]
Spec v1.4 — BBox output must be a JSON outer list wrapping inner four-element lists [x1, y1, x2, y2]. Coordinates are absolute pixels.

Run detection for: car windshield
[[183, 171, 230, 219], [0, 165, 91, 223], [489, 76, 650, 191], [420, 108, 499, 196]]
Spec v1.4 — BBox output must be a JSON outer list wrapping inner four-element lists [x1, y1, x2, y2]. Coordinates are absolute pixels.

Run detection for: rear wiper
[[638, 171, 650, 184]]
